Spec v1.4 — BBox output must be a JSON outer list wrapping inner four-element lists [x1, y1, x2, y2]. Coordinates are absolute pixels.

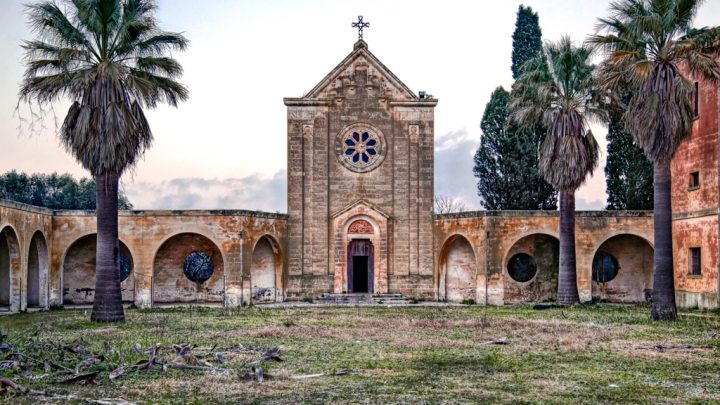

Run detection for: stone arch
[[27, 231, 49, 308], [591, 234, 654, 303], [249, 235, 284, 303], [503, 233, 559, 304], [152, 232, 225, 305], [62, 234, 135, 305], [0, 226, 21, 311], [438, 235, 477, 303]]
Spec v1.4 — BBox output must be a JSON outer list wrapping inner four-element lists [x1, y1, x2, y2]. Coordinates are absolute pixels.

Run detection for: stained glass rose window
[[337, 124, 385, 172], [183, 251, 214, 282]]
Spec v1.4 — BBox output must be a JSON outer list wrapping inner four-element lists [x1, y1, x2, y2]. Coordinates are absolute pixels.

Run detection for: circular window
[[119, 253, 132, 282], [592, 251, 619, 283], [183, 251, 214, 283], [507, 253, 537, 282], [337, 124, 386, 173]]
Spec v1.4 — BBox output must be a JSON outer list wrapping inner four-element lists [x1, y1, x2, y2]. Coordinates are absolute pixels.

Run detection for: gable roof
[[304, 40, 418, 100]]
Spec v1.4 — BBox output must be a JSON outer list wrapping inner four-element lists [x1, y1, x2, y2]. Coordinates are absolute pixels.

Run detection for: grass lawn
[[0, 304, 718, 404]]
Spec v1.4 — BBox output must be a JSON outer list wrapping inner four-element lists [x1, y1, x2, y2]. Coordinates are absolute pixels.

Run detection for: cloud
[[123, 170, 287, 212], [434, 129, 482, 210]]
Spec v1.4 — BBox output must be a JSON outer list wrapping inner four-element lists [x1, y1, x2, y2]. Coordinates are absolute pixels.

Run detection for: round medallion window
[[507, 253, 537, 282], [337, 124, 386, 173], [183, 251, 214, 283], [119, 253, 132, 282], [592, 251, 619, 283]]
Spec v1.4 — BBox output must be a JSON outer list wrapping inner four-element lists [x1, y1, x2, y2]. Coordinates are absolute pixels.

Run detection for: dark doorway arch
[[504, 234, 560, 304], [27, 231, 49, 308], [439, 235, 477, 303], [0, 226, 20, 310], [347, 239, 374, 293], [592, 234, 653, 303], [152, 233, 224, 305], [62, 234, 134, 305], [250, 235, 282, 303]]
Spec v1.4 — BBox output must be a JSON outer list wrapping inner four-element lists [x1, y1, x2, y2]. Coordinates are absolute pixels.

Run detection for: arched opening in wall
[[439, 235, 476, 303], [27, 231, 49, 308], [250, 236, 282, 304], [0, 226, 20, 310], [504, 234, 559, 304], [592, 234, 653, 303], [152, 233, 224, 305], [62, 235, 134, 305]]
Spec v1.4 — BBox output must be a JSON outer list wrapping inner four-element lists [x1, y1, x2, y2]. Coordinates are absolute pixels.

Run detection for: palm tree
[[590, 0, 720, 321], [20, 0, 188, 322], [511, 37, 606, 306]]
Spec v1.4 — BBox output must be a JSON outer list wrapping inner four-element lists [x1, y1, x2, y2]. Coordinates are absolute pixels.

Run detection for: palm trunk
[[90, 172, 125, 322], [651, 160, 677, 321], [557, 190, 579, 306]]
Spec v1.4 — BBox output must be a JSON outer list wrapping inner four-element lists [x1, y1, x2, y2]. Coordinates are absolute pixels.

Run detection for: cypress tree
[[474, 87, 556, 209], [512, 5, 544, 80], [605, 109, 654, 210], [474, 5, 556, 210]]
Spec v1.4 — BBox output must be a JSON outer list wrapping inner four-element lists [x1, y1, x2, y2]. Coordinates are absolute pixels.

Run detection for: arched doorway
[[592, 234, 653, 303], [0, 226, 20, 310], [152, 233, 224, 305], [439, 235, 476, 303], [347, 239, 374, 293], [27, 231, 49, 308], [250, 236, 282, 303], [504, 234, 559, 304], [62, 235, 134, 305]]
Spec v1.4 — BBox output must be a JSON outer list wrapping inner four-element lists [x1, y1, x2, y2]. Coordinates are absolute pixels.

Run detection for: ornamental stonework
[[348, 219, 374, 234], [336, 123, 386, 173]]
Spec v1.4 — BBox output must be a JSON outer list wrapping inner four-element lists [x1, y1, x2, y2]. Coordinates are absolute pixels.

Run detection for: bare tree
[[434, 195, 467, 214]]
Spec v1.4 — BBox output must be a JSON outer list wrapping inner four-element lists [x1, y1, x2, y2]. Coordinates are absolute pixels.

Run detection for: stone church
[[0, 36, 717, 312]]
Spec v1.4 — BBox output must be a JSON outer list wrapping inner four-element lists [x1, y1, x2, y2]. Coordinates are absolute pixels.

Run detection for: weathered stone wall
[[285, 40, 436, 299], [671, 66, 720, 309], [592, 235, 653, 303], [62, 235, 135, 304], [503, 234, 559, 304], [0, 201, 53, 311], [435, 211, 655, 305], [47, 209, 287, 308]]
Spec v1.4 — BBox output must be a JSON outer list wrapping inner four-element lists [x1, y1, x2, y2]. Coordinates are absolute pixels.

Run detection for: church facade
[[0, 39, 717, 312]]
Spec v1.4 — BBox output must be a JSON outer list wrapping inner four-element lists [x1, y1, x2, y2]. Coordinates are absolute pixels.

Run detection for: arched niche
[[62, 234, 134, 305], [503, 234, 559, 304], [0, 226, 20, 310], [27, 231, 49, 308], [250, 235, 283, 303], [439, 235, 477, 303], [592, 234, 653, 303], [152, 233, 224, 305]]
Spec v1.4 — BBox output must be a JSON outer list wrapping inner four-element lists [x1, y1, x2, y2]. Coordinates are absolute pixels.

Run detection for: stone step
[[316, 293, 412, 305]]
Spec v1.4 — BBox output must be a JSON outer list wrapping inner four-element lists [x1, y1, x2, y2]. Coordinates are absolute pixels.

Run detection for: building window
[[592, 251, 620, 283], [507, 253, 537, 282], [689, 171, 700, 190], [694, 81, 699, 117], [689, 247, 701, 276]]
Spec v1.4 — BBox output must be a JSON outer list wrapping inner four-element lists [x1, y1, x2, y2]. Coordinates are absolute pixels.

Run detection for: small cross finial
[[351, 15, 370, 40]]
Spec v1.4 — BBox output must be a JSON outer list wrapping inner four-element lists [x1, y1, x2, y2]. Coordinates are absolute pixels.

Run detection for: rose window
[[337, 124, 385, 172]]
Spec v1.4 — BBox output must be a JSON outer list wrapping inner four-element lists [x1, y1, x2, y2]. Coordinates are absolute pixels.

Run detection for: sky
[[2, 0, 719, 212]]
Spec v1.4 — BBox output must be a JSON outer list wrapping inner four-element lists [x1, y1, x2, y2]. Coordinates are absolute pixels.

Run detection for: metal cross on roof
[[351, 15, 370, 40]]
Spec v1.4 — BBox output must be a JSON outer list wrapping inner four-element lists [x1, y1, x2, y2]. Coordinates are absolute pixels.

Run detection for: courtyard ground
[[0, 304, 718, 404]]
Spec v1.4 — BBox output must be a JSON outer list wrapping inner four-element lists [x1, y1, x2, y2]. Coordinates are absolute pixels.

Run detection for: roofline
[[303, 40, 418, 100]]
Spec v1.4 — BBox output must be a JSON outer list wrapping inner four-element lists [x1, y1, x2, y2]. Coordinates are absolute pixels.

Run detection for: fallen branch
[[0, 376, 23, 392], [60, 371, 100, 385]]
